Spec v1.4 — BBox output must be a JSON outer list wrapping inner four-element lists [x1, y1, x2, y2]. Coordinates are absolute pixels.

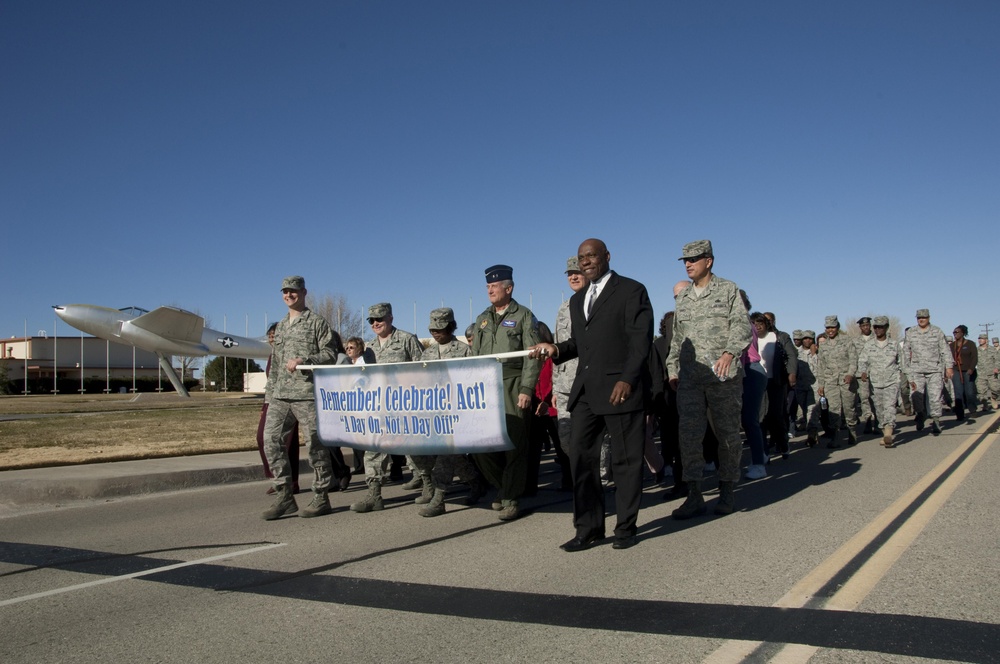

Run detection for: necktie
[[587, 283, 598, 319]]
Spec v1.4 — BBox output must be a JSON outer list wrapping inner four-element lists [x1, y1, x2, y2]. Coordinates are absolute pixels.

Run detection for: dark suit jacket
[[554, 271, 653, 415]]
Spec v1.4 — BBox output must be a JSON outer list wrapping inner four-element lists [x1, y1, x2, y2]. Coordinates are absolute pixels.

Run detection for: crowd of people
[[253, 242, 1000, 551]]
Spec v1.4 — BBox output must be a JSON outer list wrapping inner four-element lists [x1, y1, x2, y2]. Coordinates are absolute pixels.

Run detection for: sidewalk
[[0, 450, 359, 511]]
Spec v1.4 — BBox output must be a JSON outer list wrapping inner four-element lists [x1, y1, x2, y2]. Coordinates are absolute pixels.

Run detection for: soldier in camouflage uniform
[[796, 330, 819, 437], [902, 309, 953, 436], [992, 338, 1000, 404], [553, 256, 588, 490], [409, 307, 486, 517], [816, 316, 859, 449], [666, 240, 751, 519], [858, 316, 902, 447], [350, 302, 424, 513], [471, 264, 541, 522], [853, 317, 876, 433], [975, 333, 997, 412], [262, 276, 349, 520]]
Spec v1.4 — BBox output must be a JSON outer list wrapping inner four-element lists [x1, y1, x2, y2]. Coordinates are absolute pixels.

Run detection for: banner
[[306, 356, 514, 454]]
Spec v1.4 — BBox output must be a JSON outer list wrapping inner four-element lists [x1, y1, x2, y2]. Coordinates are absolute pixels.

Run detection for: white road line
[[705, 415, 998, 664], [0, 542, 286, 608]]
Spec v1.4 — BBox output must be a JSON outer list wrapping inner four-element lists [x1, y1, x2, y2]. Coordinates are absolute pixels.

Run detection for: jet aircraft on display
[[53, 304, 271, 397]]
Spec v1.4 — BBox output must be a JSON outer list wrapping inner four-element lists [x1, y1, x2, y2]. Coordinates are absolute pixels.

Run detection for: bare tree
[[308, 292, 365, 340]]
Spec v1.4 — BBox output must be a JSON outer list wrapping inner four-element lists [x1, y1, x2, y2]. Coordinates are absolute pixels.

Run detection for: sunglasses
[[368, 317, 385, 324]]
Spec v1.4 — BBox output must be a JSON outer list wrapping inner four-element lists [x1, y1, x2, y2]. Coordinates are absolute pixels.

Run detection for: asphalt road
[[1, 413, 998, 663]]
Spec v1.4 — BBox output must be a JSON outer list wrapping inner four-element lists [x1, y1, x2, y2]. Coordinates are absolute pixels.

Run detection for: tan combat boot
[[300, 490, 332, 518], [262, 483, 298, 521], [882, 426, 894, 448], [350, 482, 384, 513], [418, 488, 446, 517], [672, 481, 706, 520]]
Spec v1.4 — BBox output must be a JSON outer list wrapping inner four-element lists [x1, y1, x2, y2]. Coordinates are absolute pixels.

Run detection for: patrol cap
[[792, 329, 803, 340], [565, 256, 580, 273], [824, 315, 840, 328], [979, 333, 989, 340], [916, 308, 930, 318], [993, 337, 999, 343], [679, 240, 713, 261], [281, 275, 305, 291], [857, 317, 872, 325], [803, 330, 816, 339], [428, 307, 455, 330], [485, 264, 513, 283], [368, 302, 392, 320], [873, 316, 889, 327]]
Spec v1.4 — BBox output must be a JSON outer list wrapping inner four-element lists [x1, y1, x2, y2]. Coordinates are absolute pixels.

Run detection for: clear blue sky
[[3, 1, 998, 344]]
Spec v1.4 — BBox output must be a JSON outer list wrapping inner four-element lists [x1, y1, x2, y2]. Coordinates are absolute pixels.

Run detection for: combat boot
[[672, 482, 706, 520], [882, 426, 894, 448], [464, 475, 487, 506], [714, 481, 736, 515], [401, 475, 423, 491], [262, 483, 298, 521], [300, 490, 332, 518], [931, 420, 942, 436], [847, 430, 858, 446], [414, 476, 434, 505], [350, 482, 384, 513], [418, 488, 447, 517], [498, 501, 520, 521]]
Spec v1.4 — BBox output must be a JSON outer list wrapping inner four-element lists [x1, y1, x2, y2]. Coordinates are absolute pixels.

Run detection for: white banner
[[306, 356, 514, 454]]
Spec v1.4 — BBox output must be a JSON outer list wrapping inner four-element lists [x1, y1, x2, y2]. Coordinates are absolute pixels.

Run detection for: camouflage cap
[[873, 316, 889, 327], [979, 333, 989, 340], [857, 317, 872, 325], [281, 275, 305, 290], [678, 239, 713, 261], [792, 329, 804, 340], [367, 302, 392, 319], [993, 337, 999, 343], [485, 264, 513, 283], [428, 307, 455, 330], [802, 330, 816, 339], [946, 335, 953, 342], [565, 256, 580, 273], [916, 308, 930, 318], [824, 315, 840, 328]]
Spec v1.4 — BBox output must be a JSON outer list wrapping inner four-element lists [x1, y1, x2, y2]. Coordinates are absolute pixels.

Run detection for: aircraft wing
[[128, 306, 205, 344]]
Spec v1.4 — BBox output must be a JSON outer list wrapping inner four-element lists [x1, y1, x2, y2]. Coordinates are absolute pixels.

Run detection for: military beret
[[679, 239, 713, 261], [792, 329, 803, 340], [368, 302, 392, 319], [824, 315, 840, 328], [916, 308, 930, 318], [428, 307, 455, 330], [803, 330, 816, 339], [857, 317, 872, 325], [485, 264, 513, 283], [873, 316, 889, 327], [979, 333, 989, 340], [281, 275, 305, 290], [565, 256, 580, 273]]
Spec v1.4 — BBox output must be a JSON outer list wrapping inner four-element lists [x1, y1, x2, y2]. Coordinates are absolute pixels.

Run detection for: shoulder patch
[[480, 319, 489, 329]]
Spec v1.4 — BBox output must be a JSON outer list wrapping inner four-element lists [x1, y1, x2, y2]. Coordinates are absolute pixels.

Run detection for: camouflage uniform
[[553, 298, 579, 449], [364, 317, 423, 488], [795, 333, 819, 431], [412, 331, 480, 494], [975, 336, 996, 411], [666, 274, 751, 484], [852, 327, 875, 426], [472, 297, 540, 508], [859, 335, 902, 432], [815, 317, 858, 446], [902, 315, 952, 426], [992, 338, 1000, 403], [263, 307, 341, 492]]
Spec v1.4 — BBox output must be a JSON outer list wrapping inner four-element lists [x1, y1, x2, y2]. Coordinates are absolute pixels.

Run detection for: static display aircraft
[[54, 304, 271, 397]]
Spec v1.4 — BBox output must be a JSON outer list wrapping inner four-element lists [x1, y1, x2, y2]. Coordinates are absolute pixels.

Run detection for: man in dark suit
[[530, 238, 653, 551]]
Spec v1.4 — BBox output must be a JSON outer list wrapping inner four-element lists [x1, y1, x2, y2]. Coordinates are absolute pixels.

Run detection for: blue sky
[[3, 1, 998, 345]]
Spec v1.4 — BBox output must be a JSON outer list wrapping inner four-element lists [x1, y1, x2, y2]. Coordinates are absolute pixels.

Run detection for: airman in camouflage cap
[[678, 239, 713, 261], [428, 307, 456, 330], [281, 275, 305, 291], [792, 329, 804, 340], [873, 316, 890, 327], [565, 256, 580, 273], [803, 330, 816, 339], [367, 302, 392, 320], [916, 308, 930, 319], [824, 315, 840, 329]]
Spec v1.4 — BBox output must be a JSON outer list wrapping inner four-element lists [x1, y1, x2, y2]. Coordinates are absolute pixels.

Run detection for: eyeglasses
[[368, 317, 385, 324]]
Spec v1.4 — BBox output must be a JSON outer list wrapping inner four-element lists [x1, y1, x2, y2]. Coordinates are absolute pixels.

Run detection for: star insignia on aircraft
[[218, 336, 239, 349]]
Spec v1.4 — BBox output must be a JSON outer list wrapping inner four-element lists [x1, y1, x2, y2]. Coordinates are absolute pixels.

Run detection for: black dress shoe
[[612, 535, 637, 550], [560, 532, 605, 552]]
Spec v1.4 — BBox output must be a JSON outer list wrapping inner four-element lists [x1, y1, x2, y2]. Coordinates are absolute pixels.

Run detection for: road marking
[[0, 542, 286, 608], [705, 414, 998, 663]]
